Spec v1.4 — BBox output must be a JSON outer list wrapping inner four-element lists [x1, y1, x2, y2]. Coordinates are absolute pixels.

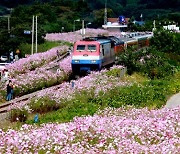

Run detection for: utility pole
[[0, 16, 11, 33], [104, 0, 107, 25], [31, 15, 38, 55], [7, 8, 13, 33], [8, 16, 10, 33], [153, 20, 156, 32], [153, 20, 156, 29], [82, 19, 85, 38], [31, 15, 34, 55], [35, 16, 37, 53], [140, 14, 143, 21]]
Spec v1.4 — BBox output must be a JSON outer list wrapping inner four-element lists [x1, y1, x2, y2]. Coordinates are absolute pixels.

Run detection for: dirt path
[[165, 92, 180, 108]]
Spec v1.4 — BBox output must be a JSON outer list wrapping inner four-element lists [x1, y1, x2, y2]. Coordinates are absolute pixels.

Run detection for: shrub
[[105, 67, 122, 77], [150, 29, 180, 54], [29, 91, 99, 124], [10, 108, 28, 122], [24, 70, 180, 124], [140, 49, 176, 79], [29, 97, 59, 114], [91, 81, 168, 109], [116, 48, 141, 75], [116, 47, 177, 79]]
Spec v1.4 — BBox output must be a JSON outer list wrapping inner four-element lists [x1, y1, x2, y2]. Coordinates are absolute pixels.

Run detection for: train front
[[71, 40, 101, 74]]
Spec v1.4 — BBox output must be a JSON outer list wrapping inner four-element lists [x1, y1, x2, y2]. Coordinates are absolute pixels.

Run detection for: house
[[133, 21, 145, 26], [102, 17, 130, 32]]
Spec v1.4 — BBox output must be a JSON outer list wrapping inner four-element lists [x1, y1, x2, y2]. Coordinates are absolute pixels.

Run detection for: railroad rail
[[0, 101, 12, 121], [0, 92, 35, 114], [0, 101, 12, 113], [0, 51, 70, 120], [0, 51, 126, 122]]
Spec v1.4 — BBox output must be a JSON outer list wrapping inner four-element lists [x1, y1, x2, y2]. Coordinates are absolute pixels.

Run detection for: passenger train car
[[71, 33, 153, 74]]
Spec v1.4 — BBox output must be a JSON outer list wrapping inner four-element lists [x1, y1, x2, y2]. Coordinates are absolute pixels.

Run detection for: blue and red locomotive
[[71, 33, 152, 74]]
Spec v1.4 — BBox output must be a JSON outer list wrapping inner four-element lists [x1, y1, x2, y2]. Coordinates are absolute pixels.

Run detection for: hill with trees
[[1, 0, 180, 19], [0, 0, 179, 55]]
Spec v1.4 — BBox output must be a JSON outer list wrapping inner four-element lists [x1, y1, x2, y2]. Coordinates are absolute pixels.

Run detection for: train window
[[88, 45, 96, 52], [77, 45, 85, 51]]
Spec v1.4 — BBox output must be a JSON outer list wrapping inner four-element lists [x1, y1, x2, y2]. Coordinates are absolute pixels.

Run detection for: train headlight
[[91, 60, 96, 63], [74, 60, 79, 63]]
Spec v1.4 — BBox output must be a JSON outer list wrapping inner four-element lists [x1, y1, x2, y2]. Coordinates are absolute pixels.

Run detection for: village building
[[102, 17, 130, 32]]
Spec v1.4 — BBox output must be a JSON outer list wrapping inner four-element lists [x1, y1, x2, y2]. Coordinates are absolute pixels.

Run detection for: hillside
[[0, 0, 180, 18], [0, 0, 179, 56]]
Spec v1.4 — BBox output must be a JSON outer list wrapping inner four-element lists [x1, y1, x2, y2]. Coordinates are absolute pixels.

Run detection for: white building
[[163, 25, 180, 31], [102, 18, 129, 32]]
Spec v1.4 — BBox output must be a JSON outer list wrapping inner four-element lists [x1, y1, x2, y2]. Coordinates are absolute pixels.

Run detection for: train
[[71, 32, 153, 74]]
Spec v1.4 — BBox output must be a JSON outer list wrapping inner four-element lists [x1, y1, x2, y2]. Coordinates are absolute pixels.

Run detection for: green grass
[[19, 41, 72, 56], [4, 46, 180, 126], [24, 71, 180, 125], [3, 70, 179, 128], [26, 98, 100, 124], [36, 41, 72, 53]]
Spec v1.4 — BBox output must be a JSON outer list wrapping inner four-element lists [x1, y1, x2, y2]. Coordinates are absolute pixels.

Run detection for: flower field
[[2, 29, 123, 97], [9, 65, 128, 110], [1, 46, 71, 96], [45, 28, 123, 43], [0, 107, 180, 153], [6, 46, 69, 77], [0, 29, 179, 153], [10, 55, 72, 96]]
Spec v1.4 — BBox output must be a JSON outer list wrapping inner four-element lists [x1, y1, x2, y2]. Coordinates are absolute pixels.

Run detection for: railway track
[[0, 101, 12, 121], [0, 101, 12, 114], [0, 50, 126, 122], [0, 93, 33, 114], [0, 51, 70, 120]]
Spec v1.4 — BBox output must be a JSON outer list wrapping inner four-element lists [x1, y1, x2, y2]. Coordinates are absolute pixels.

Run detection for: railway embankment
[[0, 66, 128, 122]]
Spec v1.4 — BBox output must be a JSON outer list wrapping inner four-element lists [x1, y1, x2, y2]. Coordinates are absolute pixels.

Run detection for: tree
[[93, 8, 113, 28], [150, 30, 180, 54]]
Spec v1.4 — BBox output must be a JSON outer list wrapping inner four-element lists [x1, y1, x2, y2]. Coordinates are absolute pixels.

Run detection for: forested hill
[[1, 0, 180, 9], [0, 0, 180, 19], [0, 0, 179, 53], [0, 0, 179, 33]]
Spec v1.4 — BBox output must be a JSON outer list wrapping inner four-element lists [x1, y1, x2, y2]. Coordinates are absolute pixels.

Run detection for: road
[[165, 92, 180, 108]]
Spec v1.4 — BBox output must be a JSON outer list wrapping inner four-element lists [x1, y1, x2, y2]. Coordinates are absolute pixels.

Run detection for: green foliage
[[18, 41, 65, 57], [140, 49, 177, 79], [116, 46, 178, 79], [93, 84, 164, 109], [0, 5, 9, 15], [10, 108, 28, 122], [0, 0, 180, 52], [0, 90, 6, 103], [24, 71, 180, 124], [26, 90, 99, 124], [151, 30, 180, 54], [35, 100, 99, 124], [29, 97, 59, 114], [0, 30, 20, 53], [18, 43, 31, 56], [91, 72, 179, 110], [43, 23, 61, 33], [116, 47, 141, 75], [105, 67, 122, 77]]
